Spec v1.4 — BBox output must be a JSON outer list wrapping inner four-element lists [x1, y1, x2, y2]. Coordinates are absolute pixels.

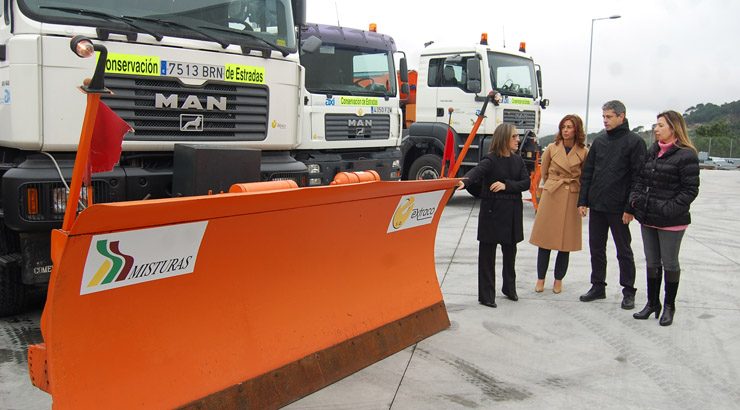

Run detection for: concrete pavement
[[288, 169, 740, 410], [2, 170, 739, 409]]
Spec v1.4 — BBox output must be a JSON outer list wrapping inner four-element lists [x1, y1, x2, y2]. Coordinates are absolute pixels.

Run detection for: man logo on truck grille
[[509, 111, 528, 126], [181, 114, 204, 131], [155, 93, 227, 111]]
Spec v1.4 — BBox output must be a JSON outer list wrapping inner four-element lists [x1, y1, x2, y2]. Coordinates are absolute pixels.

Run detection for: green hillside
[[684, 101, 740, 158], [538, 101, 740, 158]]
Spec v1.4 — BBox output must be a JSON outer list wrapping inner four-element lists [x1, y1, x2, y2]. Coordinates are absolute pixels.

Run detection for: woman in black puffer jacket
[[629, 110, 699, 326]]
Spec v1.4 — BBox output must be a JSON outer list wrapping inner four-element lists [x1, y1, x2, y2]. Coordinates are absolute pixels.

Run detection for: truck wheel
[[0, 266, 26, 317], [409, 154, 442, 180]]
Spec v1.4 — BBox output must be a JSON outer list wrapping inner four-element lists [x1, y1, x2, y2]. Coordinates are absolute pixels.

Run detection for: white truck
[[401, 36, 548, 180], [0, 0, 405, 315], [298, 23, 405, 186]]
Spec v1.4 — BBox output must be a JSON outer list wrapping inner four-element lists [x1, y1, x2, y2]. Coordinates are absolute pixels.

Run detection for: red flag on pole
[[85, 101, 131, 181], [440, 127, 455, 178]]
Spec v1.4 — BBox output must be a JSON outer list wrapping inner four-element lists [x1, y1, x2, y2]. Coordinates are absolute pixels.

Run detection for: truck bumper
[[296, 148, 402, 186]]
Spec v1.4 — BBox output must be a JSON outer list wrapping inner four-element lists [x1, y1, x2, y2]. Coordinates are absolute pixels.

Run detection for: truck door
[[430, 56, 479, 136]]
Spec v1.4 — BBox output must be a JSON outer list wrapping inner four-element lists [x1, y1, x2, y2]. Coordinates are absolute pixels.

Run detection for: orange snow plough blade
[[28, 177, 455, 409]]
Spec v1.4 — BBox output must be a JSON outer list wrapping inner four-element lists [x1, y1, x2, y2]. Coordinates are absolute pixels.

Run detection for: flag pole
[[62, 92, 101, 231], [62, 36, 111, 231], [448, 92, 494, 178], [440, 107, 454, 178]]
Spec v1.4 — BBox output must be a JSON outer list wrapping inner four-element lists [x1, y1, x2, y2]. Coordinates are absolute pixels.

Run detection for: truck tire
[[0, 265, 26, 317], [409, 154, 442, 180]]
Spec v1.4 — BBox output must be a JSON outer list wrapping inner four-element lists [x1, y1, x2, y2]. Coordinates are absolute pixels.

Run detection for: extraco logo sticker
[[80, 221, 208, 295], [387, 190, 446, 233], [392, 197, 415, 229]]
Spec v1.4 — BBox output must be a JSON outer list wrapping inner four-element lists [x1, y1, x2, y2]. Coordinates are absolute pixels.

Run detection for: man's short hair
[[602, 100, 626, 116]]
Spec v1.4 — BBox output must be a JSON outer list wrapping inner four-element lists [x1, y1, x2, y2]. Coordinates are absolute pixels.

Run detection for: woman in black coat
[[457, 123, 531, 308], [629, 110, 699, 326]]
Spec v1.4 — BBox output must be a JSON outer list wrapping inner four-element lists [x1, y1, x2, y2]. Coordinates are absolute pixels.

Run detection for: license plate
[[160, 60, 226, 81], [371, 106, 392, 114]]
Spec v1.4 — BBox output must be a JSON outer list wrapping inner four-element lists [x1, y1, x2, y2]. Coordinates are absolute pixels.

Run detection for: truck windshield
[[487, 52, 537, 99], [302, 45, 396, 97], [18, 0, 296, 51]]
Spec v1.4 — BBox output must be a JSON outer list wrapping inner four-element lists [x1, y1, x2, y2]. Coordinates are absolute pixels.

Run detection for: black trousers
[[478, 241, 516, 303], [588, 209, 636, 296], [537, 248, 570, 280]]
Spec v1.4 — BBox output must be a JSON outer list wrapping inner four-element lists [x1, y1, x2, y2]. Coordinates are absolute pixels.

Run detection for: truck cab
[[402, 37, 547, 180], [0, 0, 306, 315], [297, 23, 404, 185]]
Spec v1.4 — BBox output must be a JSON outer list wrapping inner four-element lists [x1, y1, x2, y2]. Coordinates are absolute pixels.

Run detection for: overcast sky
[[307, 0, 740, 135]]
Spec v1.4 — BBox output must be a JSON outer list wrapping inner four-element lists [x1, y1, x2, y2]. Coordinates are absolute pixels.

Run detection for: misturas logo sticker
[[387, 190, 446, 233], [80, 221, 208, 295]]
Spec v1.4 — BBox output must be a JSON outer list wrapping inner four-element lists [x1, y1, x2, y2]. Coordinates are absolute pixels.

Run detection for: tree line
[[539, 100, 740, 158], [684, 101, 739, 158]]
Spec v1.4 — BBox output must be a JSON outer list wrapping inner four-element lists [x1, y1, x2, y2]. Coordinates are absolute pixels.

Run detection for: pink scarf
[[658, 139, 676, 157]]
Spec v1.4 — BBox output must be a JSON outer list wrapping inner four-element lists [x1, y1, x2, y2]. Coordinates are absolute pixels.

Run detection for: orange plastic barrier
[[330, 170, 381, 185], [28, 178, 455, 409], [528, 151, 542, 212], [229, 180, 299, 193]]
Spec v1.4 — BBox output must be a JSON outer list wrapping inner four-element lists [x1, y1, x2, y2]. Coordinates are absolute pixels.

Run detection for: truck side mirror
[[466, 58, 481, 94], [291, 0, 306, 27], [399, 57, 408, 82], [536, 65, 544, 99], [301, 35, 322, 54]]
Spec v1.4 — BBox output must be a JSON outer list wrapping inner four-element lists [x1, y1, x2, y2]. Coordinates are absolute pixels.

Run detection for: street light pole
[[584, 15, 621, 140]]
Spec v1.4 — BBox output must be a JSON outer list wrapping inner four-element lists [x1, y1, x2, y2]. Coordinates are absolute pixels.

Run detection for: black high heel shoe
[[659, 305, 675, 326], [633, 302, 661, 319]]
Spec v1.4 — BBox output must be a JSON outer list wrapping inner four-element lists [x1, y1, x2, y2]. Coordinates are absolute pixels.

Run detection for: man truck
[[298, 23, 405, 186], [0, 0, 406, 315], [401, 35, 547, 180]]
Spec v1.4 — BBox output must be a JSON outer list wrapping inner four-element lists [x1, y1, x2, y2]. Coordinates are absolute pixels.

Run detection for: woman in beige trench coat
[[530, 114, 588, 293]]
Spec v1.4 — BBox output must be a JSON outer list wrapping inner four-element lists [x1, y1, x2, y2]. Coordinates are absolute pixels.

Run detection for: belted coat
[[529, 142, 589, 251], [463, 153, 531, 244]]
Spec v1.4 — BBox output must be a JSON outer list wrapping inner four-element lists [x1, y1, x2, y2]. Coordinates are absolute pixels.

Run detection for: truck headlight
[[308, 177, 322, 186], [52, 186, 88, 215], [307, 164, 321, 174], [392, 160, 400, 169], [52, 187, 68, 215]]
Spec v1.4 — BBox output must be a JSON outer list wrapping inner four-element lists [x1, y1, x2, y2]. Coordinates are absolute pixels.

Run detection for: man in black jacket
[[578, 100, 647, 309]]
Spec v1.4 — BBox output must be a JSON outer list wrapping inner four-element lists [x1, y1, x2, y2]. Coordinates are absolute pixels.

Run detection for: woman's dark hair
[[555, 114, 586, 148], [489, 123, 518, 157]]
